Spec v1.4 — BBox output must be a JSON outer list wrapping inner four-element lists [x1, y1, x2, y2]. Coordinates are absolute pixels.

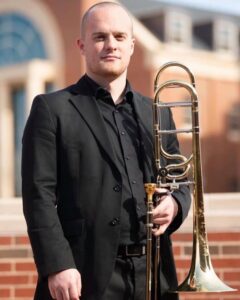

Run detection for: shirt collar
[[84, 74, 133, 104]]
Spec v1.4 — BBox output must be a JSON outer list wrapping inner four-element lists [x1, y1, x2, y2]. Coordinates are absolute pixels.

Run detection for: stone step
[[180, 193, 240, 232], [0, 194, 239, 235]]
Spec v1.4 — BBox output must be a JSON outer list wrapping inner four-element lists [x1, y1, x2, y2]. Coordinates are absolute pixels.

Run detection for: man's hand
[[152, 188, 178, 236], [48, 268, 81, 300]]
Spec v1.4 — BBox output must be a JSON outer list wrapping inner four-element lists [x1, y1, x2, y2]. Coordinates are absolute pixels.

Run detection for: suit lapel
[[69, 78, 119, 173]]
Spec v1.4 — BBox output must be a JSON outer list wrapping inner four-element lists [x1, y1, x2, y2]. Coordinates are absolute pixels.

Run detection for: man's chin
[[100, 68, 125, 78]]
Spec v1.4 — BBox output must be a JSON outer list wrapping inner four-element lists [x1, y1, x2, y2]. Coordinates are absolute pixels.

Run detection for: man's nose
[[105, 36, 117, 50]]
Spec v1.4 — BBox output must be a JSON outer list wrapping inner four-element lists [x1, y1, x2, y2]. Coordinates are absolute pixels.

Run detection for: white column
[[0, 60, 57, 199], [0, 82, 15, 197], [25, 60, 57, 115]]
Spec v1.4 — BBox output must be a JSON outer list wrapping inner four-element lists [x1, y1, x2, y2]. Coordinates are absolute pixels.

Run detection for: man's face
[[78, 6, 135, 81]]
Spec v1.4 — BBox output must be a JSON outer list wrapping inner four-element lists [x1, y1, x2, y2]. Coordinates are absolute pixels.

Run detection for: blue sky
[[156, 0, 240, 16]]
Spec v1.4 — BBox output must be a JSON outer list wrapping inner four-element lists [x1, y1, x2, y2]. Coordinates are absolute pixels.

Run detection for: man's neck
[[86, 72, 127, 104]]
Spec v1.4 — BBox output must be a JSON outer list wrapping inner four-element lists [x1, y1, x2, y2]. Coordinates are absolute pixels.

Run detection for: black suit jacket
[[22, 76, 191, 300]]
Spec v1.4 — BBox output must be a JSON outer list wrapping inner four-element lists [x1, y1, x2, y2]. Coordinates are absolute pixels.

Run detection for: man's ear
[[77, 38, 85, 55], [130, 37, 135, 56]]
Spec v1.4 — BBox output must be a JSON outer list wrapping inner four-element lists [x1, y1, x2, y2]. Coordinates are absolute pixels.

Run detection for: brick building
[[121, 0, 240, 193], [0, 0, 239, 299], [0, 0, 240, 196]]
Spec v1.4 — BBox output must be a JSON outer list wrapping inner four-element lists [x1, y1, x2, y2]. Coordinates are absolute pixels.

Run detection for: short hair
[[81, 1, 133, 38]]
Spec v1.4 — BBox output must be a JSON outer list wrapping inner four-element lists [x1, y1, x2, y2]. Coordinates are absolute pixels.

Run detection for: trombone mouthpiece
[[144, 183, 156, 203], [144, 183, 156, 195]]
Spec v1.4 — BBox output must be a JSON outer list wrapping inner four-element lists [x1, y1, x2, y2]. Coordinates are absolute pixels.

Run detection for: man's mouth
[[101, 55, 120, 60]]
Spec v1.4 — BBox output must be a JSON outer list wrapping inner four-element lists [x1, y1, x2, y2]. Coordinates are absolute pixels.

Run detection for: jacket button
[[110, 218, 120, 226], [113, 184, 121, 192]]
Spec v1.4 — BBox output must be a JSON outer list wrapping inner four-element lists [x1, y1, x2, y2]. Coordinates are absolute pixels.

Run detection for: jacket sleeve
[[164, 108, 192, 234], [22, 95, 76, 277]]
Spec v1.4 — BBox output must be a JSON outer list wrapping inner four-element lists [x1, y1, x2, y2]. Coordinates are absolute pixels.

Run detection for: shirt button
[[125, 156, 130, 160], [121, 131, 125, 135], [113, 184, 121, 192], [132, 180, 137, 184], [110, 217, 120, 226]]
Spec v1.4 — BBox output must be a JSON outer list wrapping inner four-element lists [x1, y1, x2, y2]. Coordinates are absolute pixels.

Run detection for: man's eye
[[94, 36, 105, 41], [115, 35, 125, 41]]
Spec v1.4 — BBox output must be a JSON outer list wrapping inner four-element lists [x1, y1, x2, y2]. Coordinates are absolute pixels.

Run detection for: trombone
[[144, 61, 236, 300]]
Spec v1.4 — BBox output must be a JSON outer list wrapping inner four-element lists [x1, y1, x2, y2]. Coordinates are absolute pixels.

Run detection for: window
[[228, 103, 240, 141], [166, 11, 191, 45], [218, 28, 231, 51], [0, 13, 47, 67], [11, 85, 26, 196], [193, 22, 214, 50], [45, 81, 56, 94], [182, 106, 192, 127], [171, 18, 184, 43], [214, 20, 238, 54]]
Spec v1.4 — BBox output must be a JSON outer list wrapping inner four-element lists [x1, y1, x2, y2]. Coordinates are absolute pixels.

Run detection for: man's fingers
[[155, 187, 168, 193], [77, 274, 81, 297], [152, 224, 167, 236], [153, 216, 168, 224], [69, 284, 80, 300], [50, 284, 79, 300], [48, 269, 81, 300], [55, 289, 65, 300], [152, 214, 170, 235], [49, 285, 56, 299]]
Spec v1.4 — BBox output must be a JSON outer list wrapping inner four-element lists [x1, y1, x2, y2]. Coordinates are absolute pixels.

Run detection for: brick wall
[[0, 234, 239, 300], [0, 236, 36, 300], [0, 196, 239, 299], [172, 232, 240, 300]]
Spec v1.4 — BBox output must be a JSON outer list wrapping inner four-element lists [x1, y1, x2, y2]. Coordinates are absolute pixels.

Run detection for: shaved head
[[78, 1, 135, 83], [81, 2, 133, 38]]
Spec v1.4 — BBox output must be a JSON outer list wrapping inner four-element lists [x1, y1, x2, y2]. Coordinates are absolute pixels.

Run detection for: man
[[22, 2, 191, 300]]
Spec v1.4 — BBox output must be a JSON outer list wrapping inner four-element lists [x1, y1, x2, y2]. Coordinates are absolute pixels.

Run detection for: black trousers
[[34, 256, 147, 300], [102, 255, 146, 300]]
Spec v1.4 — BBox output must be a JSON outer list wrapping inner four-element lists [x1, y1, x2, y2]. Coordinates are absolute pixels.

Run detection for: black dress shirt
[[84, 75, 146, 244]]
